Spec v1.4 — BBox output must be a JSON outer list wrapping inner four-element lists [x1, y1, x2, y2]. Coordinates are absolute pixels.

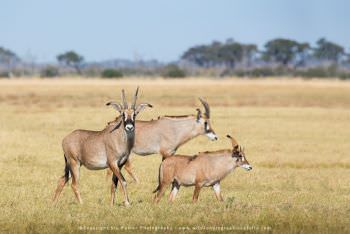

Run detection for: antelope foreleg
[[109, 163, 130, 206], [106, 169, 113, 181], [110, 174, 118, 206]]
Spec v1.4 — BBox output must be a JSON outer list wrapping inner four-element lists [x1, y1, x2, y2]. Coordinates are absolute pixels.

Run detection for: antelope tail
[[153, 164, 162, 193], [152, 186, 160, 193], [63, 154, 70, 182]]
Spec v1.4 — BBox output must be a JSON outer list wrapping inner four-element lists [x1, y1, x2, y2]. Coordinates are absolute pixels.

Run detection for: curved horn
[[121, 89, 128, 109], [226, 134, 239, 148], [131, 86, 139, 110], [199, 97, 210, 118]]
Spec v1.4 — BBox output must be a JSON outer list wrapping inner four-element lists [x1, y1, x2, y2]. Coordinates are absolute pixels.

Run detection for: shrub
[[250, 67, 276, 77], [231, 67, 277, 77], [101, 69, 123, 78], [162, 64, 186, 78], [293, 66, 350, 79], [338, 72, 350, 80], [40, 66, 59, 78], [0, 71, 10, 78]]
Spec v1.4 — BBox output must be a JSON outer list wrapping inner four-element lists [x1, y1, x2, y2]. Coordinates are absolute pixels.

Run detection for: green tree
[[0, 47, 20, 76], [40, 66, 59, 78], [57, 51, 84, 74], [181, 40, 258, 68], [162, 64, 186, 78], [313, 38, 345, 63], [295, 42, 311, 67], [181, 45, 217, 67], [101, 69, 123, 78], [241, 44, 258, 67], [218, 42, 243, 68], [263, 38, 302, 66]]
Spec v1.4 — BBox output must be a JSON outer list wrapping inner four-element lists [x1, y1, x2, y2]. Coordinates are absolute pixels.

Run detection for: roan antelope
[[52, 87, 152, 206], [106, 98, 218, 183], [153, 134, 252, 203]]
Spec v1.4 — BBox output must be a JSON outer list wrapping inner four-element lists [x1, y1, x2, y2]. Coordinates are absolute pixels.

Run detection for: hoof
[[124, 201, 131, 207]]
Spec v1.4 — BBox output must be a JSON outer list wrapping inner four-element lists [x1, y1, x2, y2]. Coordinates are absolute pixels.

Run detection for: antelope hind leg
[[70, 161, 83, 204], [168, 181, 180, 202], [52, 175, 69, 204], [124, 159, 139, 183], [213, 182, 224, 202]]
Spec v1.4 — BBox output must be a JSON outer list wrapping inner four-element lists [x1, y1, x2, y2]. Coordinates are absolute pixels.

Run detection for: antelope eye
[[204, 121, 208, 129]]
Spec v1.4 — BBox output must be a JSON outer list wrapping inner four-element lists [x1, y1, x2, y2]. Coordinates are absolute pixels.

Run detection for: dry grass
[[0, 78, 349, 233], [1, 78, 350, 109]]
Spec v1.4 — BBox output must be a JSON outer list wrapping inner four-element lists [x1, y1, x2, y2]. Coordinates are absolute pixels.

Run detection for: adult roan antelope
[[153, 134, 252, 203], [52, 87, 152, 206], [106, 98, 218, 183]]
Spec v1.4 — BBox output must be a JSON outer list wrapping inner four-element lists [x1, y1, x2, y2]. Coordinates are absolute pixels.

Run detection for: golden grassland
[[0, 78, 349, 233]]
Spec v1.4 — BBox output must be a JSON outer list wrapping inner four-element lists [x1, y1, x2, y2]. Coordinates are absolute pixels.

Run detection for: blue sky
[[1, 0, 349, 62]]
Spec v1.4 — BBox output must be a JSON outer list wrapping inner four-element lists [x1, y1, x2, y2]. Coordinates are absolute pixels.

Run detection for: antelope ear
[[135, 103, 153, 115], [196, 108, 202, 122], [227, 134, 239, 149], [106, 102, 123, 113]]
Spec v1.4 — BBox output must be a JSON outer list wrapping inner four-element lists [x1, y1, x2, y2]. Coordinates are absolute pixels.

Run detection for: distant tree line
[[180, 38, 350, 78], [182, 38, 347, 68], [1, 37, 350, 79]]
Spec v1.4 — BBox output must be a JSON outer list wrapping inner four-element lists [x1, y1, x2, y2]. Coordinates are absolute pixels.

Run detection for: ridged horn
[[121, 89, 128, 109], [199, 97, 210, 118], [131, 86, 139, 110]]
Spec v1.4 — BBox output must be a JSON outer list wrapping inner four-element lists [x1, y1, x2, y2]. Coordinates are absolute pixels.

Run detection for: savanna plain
[[0, 78, 349, 233]]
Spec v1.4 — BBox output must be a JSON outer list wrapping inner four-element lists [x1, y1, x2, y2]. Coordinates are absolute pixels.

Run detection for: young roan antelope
[[153, 135, 252, 203], [107, 98, 218, 183], [52, 88, 152, 206]]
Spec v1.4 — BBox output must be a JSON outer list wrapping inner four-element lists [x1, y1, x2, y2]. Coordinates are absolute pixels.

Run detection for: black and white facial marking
[[196, 98, 218, 141], [122, 110, 136, 133], [197, 117, 217, 141], [196, 109, 217, 140], [232, 146, 252, 171], [106, 87, 152, 134], [203, 119, 217, 141]]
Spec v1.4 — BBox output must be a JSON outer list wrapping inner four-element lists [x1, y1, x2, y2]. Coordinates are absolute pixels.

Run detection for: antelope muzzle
[[124, 116, 135, 132]]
